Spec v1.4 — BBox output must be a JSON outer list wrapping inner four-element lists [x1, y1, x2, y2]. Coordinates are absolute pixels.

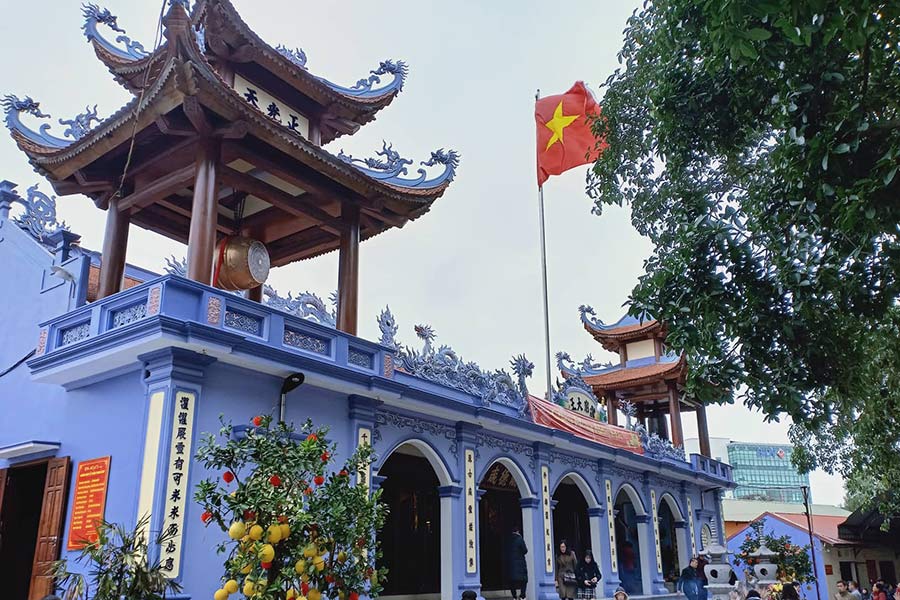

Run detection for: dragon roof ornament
[[3, 183, 69, 245], [276, 45, 308, 70], [579, 304, 655, 331], [338, 143, 460, 190], [318, 59, 407, 99], [379, 307, 532, 416], [82, 4, 149, 62], [2, 95, 103, 149], [556, 350, 616, 378]]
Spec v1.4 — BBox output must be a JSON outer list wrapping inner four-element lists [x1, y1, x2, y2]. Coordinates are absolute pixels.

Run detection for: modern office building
[[685, 438, 810, 503]]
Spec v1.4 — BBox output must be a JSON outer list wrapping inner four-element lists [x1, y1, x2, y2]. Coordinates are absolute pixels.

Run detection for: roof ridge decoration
[[164, 256, 337, 326], [275, 45, 308, 70], [550, 369, 605, 420], [338, 143, 460, 190], [82, 4, 149, 61], [556, 350, 616, 378], [620, 399, 686, 462], [317, 59, 408, 99], [2, 182, 70, 246], [377, 306, 533, 416], [579, 304, 655, 331], [2, 95, 103, 150]]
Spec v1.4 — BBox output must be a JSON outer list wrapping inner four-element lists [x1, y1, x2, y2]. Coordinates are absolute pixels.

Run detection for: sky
[[0, 0, 846, 504]]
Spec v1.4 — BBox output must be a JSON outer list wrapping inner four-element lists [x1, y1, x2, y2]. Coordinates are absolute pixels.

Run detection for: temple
[[0, 3, 731, 600], [556, 307, 713, 457]]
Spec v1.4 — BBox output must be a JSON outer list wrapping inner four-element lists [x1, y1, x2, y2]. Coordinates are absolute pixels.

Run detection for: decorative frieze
[[283, 328, 329, 355], [59, 322, 90, 346], [147, 285, 161, 316], [206, 296, 222, 325], [111, 302, 147, 328], [477, 433, 535, 469], [348, 348, 373, 369], [223, 309, 262, 336]]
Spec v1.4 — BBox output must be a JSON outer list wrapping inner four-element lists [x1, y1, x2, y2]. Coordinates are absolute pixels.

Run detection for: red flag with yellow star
[[535, 81, 606, 186]]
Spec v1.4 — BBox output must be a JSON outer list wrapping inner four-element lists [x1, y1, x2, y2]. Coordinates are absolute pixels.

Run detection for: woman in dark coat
[[556, 540, 578, 600], [576, 549, 602, 599], [504, 528, 529, 600]]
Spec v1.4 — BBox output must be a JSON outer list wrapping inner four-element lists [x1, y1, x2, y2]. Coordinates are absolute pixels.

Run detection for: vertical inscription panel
[[357, 427, 372, 490], [542, 466, 552, 573], [651, 490, 662, 574], [159, 391, 195, 579], [687, 497, 697, 556], [606, 480, 618, 572], [465, 449, 476, 573]]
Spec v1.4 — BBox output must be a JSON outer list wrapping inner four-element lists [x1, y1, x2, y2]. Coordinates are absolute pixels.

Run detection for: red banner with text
[[529, 395, 643, 454], [67, 456, 111, 549]]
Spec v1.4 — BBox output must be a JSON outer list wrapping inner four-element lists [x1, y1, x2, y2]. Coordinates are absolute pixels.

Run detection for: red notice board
[[66, 456, 111, 549]]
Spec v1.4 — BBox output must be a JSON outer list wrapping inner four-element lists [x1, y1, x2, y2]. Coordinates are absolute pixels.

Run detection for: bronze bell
[[214, 236, 270, 291]]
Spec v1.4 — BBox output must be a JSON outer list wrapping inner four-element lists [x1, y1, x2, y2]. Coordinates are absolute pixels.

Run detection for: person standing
[[837, 581, 855, 600], [576, 549, 602, 599], [850, 582, 863, 600], [556, 540, 578, 600], [871, 583, 888, 600], [679, 558, 702, 600], [505, 528, 529, 600]]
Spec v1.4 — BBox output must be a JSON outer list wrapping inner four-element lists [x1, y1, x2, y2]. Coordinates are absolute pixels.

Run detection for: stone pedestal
[[703, 544, 734, 600]]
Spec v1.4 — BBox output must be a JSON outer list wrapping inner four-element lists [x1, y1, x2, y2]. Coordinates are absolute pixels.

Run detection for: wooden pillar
[[247, 285, 263, 303], [186, 139, 220, 284], [667, 381, 684, 448], [697, 403, 712, 457], [336, 203, 360, 335], [97, 195, 131, 299], [605, 391, 618, 426]]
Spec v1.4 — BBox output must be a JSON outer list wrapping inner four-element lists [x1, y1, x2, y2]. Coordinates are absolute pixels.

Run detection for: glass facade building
[[727, 443, 810, 504]]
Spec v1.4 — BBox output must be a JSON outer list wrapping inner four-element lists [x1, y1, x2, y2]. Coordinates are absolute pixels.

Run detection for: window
[[839, 562, 854, 582]]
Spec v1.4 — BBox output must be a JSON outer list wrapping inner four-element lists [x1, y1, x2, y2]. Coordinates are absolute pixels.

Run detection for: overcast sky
[[0, 0, 846, 504]]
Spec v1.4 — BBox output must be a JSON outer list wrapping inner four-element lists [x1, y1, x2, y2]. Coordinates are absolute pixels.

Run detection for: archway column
[[536, 464, 559, 600], [439, 484, 461, 600], [455, 423, 483, 598], [674, 521, 692, 572], [635, 514, 662, 595], [587, 506, 606, 578]]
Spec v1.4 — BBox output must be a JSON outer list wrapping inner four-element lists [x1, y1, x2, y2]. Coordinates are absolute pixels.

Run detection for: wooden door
[[28, 457, 71, 600]]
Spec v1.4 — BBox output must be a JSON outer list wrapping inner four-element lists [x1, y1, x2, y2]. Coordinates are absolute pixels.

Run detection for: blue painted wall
[[727, 515, 828, 600]]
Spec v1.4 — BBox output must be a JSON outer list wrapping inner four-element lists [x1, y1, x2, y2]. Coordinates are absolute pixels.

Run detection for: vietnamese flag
[[535, 81, 606, 186]]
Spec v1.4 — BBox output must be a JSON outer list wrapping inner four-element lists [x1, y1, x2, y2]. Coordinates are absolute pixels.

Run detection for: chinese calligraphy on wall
[[234, 74, 310, 139], [465, 449, 476, 573], [542, 466, 553, 573], [160, 391, 195, 578]]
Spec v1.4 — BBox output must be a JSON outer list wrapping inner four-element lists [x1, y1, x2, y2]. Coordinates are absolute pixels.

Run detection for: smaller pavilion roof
[[579, 305, 663, 351], [580, 356, 685, 390]]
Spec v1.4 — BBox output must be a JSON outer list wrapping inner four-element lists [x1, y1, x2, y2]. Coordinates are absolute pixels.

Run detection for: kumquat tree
[[194, 415, 387, 600], [732, 521, 814, 584]]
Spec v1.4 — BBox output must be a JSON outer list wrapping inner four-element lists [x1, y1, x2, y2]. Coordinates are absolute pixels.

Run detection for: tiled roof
[[582, 358, 685, 389]]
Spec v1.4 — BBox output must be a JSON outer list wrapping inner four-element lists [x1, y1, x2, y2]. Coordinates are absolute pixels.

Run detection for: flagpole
[[536, 88, 553, 400]]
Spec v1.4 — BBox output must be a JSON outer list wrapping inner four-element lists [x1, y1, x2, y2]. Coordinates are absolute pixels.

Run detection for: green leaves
[[746, 28, 773, 41], [194, 415, 387, 600], [590, 0, 900, 518]]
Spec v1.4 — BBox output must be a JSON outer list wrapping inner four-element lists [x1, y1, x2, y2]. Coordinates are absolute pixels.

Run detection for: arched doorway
[[376, 441, 451, 598], [658, 497, 682, 585], [552, 474, 593, 560], [614, 485, 645, 595], [478, 461, 524, 593]]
